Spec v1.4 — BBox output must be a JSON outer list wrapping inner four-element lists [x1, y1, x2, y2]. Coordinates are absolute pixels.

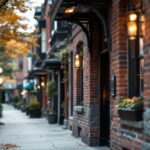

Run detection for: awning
[[42, 58, 61, 69], [50, 0, 111, 50], [32, 67, 47, 76], [50, 0, 109, 22], [23, 82, 33, 90]]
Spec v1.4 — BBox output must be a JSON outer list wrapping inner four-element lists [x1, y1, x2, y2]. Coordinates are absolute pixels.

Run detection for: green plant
[[116, 96, 144, 110], [46, 80, 57, 99], [29, 97, 39, 109], [16, 101, 23, 109]]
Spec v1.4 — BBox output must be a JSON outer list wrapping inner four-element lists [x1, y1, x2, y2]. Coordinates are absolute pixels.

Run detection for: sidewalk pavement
[[0, 104, 110, 150]]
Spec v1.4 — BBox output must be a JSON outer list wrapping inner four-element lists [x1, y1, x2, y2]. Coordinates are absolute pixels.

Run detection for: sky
[[23, 0, 44, 32]]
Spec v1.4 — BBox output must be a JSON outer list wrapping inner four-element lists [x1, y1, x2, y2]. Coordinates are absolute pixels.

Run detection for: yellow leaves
[[122, 97, 138, 104], [27, 37, 38, 47], [0, 0, 32, 47], [0, 13, 21, 26], [5, 40, 29, 58]]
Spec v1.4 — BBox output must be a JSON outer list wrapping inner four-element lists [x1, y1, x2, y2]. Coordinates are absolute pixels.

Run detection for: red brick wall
[[142, 0, 150, 147], [143, 0, 150, 107], [110, 0, 144, 149], [70, 21, 102, 145], [69, 25, 92, 143], [68, 0, 148, 148]]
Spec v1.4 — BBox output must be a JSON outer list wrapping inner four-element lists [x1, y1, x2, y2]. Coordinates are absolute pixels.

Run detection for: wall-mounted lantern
[[41, 81, 45, 88], [0, 67, 3, 74], [127, 11, 138, 40], [37, 85, 40, 89], [21, 90, 28, 96], [75, 52, 80, 69], [0, 77, 3, 85], [64, 7, 75, 14]]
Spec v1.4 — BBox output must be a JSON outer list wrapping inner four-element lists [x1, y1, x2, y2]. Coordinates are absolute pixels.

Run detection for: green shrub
[[46, 80, 57, 99], [16, 101, 23, 109], [29, 98, 39, 109]]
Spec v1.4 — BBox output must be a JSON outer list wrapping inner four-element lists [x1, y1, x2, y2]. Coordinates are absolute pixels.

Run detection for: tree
[[0, 0, 37, 58], [0, 0, 37, 76], [0, 0, 9, 8]]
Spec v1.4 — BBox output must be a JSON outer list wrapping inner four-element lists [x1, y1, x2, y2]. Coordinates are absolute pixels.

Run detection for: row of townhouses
[[15, 0, 150, 149]]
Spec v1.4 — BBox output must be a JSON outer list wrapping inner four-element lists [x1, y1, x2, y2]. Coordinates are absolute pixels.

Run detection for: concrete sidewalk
[[0, 104, 110, 150]]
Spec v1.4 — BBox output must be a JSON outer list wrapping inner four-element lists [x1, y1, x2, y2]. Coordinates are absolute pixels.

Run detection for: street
[[0, 104, 109, 150]]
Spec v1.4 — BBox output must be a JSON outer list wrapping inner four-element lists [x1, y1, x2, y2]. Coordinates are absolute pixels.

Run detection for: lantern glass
[[64, 7, 75, 14], [75, 54, 80, 69], [41, 82, 45, 87], [0, 77, 3, 85], [37, 85, 40, 89], [128, 21, 137, 40], [0, 67, 3, 74], [128, 13, 137, 21]]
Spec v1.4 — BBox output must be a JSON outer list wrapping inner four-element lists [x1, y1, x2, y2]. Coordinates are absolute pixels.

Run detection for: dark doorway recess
[[100, 49, 110, 146]]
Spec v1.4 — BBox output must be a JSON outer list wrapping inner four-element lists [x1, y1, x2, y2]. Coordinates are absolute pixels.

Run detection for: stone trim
[[120, 120, 143, 129]]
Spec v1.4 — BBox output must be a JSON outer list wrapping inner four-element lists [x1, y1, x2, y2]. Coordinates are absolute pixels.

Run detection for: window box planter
[[74, 105, 84, 113], [118, 109, 143, 121]]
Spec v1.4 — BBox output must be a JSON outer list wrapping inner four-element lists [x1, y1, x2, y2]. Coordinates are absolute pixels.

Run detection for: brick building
[[48, 0, 150, 149], [28, 0, 71, 125]]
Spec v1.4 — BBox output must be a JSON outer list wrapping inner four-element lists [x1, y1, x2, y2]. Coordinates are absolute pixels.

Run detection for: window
[[18, 57, 23, 71], [41, 28, 46, 53], [138, 38, 144, 96], [70, 51, 74, 115], [27, 57, 32, 71], [51, 21, 57, 36], [48, 0, 52, 5], [76, 42, 84, 105], [61, 21, 68, 27], [128, 13, 144, 97]]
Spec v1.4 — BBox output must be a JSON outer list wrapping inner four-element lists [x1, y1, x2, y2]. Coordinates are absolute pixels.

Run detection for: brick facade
[[70, 21, 105, 145], [68, 0, 150, 149], [46, 0, 150, 149], [142, 0, 150, 149], [110, 0, 146, 150]]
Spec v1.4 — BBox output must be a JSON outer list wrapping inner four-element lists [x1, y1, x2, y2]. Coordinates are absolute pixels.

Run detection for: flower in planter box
[[116, 96, 144, 110]]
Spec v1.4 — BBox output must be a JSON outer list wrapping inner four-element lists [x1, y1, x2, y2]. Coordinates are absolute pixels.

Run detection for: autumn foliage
[[0, 0, 37, 58]]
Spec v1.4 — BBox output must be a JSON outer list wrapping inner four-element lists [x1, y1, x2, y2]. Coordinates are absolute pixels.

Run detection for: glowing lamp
[[64, 7, 75, 14], [0, 77, 3, 85], [0, 67, 3, 74], [41, 81, 45, 87], [37, 85, 40, 89], [75, 53, 80, 69], [128, 12, 138, 40]]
